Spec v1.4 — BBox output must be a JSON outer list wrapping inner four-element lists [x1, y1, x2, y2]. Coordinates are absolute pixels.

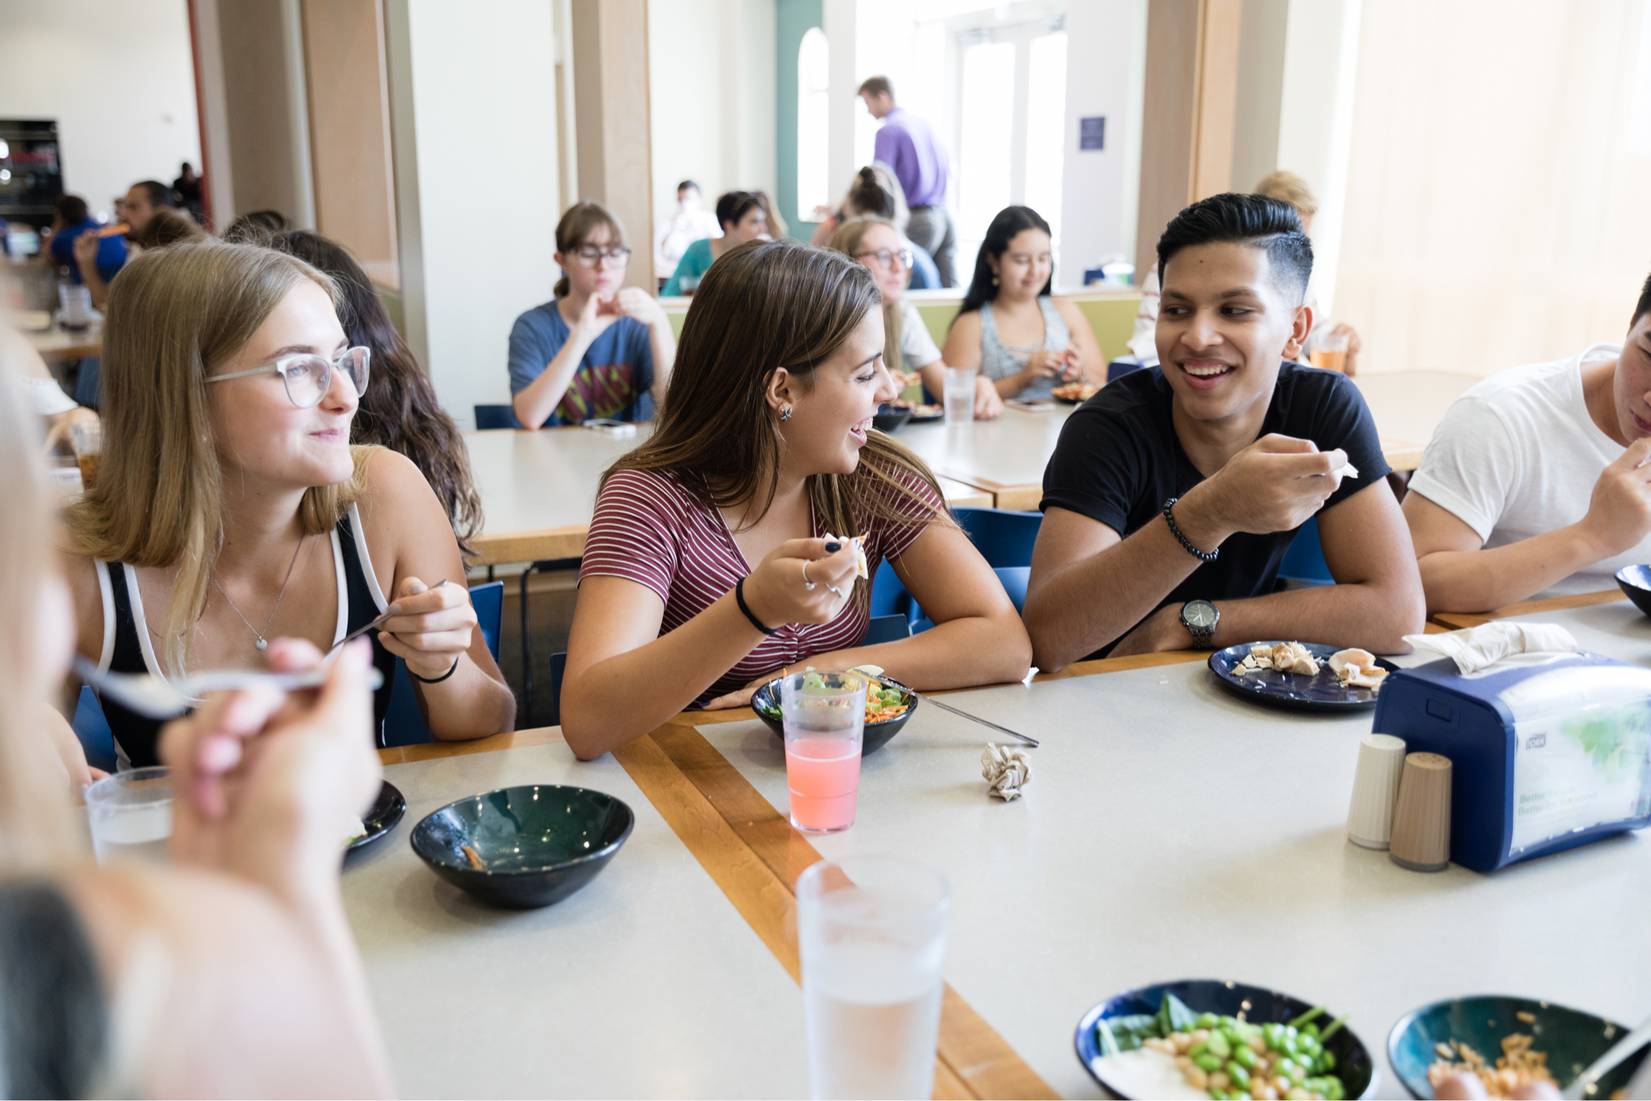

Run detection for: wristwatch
[[1180, 599, 1220, 648]]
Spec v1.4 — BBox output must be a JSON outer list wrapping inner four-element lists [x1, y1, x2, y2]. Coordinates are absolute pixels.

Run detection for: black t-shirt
[[1040, 362, 1391, 650]]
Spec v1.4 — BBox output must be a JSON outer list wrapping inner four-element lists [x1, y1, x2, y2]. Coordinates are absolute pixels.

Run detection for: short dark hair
[[857, 75, 893, 99], [714, 190, 761, 231], [676, 179, 700, 194], [55, 194, 89, 225], [1156, 192, 1313, 302], [1634, 272, 1651, 327], [130, 180, 177, 209], [221, 209, 290, 243]]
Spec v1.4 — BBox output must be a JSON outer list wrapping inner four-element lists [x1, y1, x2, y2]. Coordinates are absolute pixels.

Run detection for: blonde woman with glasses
[[62, 240, 515, 768], [0, 357, 390, 1096]]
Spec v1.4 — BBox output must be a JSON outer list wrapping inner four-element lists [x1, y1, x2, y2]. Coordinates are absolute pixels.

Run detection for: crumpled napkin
[[1403, 622, 1579, 676], [981, 743, 1031, 801]]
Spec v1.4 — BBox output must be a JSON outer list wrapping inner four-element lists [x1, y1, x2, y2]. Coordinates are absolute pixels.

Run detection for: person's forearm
[[919, 362, 945, 403], [1200, 577, 1425, 655], [1026, 511, 1223, 670], [418, 658, 516, 740], [562, 594, 766, 758], [513, 334, 593, 428], [1418, 523, 1605, 613], [811, 610, 1031, 689], [993, 371, 1031, 398], [648, 321, 675, 408]]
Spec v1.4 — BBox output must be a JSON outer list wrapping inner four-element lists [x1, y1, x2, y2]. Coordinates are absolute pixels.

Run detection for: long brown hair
[[605, 239, 948, 599], [553, 201, 626, 298], [267, 230, 483, 553], [63, 240, 363, 675], [828, 216, 904, 375]]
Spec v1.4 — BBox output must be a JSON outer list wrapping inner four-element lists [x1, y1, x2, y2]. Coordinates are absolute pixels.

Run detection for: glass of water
[[943, 367, 975, 424], [85, 767, 173, 864], [798, 856, 950, 1099]]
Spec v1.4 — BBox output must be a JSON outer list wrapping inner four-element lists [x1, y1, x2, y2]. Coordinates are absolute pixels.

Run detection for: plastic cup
[[798, 857, 950, 1100], [781, 672, 866, 833], [85, 767, 172, 864], [943, 367, 975, 424], [70, 421, 102, 488], [1310, 329, 1352, 373], [57, 282, 92, 330]]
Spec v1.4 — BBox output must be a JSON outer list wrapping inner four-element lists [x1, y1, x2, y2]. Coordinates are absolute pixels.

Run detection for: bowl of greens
[[751, 671, 917, 756], [1074, 982, 1377, 1099]]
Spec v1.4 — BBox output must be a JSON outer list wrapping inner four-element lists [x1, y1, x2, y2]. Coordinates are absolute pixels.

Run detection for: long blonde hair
[[63, 240, 362, 676], [0, 349, 78, 864], [828, 217, 904, 376]]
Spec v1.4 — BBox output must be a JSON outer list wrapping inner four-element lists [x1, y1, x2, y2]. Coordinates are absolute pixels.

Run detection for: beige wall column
[[1133, 0, 1244, 278], [570, 0, 654, 290]]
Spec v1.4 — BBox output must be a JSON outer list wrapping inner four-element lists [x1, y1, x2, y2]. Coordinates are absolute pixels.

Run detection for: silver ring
[[801, 561, 816, 591], [826, 583, 844, 597]]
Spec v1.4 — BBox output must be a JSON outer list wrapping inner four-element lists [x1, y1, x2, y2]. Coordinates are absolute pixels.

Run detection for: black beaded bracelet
[[1161, 497, 1220, 563], [410, 656, 460, 684], [735, 577, 777, 635]]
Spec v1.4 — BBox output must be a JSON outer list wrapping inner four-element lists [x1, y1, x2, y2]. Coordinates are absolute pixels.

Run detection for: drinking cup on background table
[[1347, 732, 1407, 849], [781, 672, 866, 833], [1310, 329, 1351, 373], [797, 857, 951, 1100], [1389, 752, 1452, 872], [57, 282, 93, 331], [71, 420, 102, 489], [85, 767, 173, 865], [942, 367, 975, 424]]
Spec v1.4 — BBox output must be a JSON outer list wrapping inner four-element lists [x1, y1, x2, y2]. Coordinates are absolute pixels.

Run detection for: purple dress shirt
[[873, 107, 951, 208]]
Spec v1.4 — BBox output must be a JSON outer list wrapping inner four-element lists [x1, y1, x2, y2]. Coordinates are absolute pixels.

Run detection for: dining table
[[356, 588, 1648, 1098], [22, 314, 102, 363]]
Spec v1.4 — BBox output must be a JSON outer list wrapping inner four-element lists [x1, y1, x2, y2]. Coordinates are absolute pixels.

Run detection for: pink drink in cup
[[780, 672, 866, 833]]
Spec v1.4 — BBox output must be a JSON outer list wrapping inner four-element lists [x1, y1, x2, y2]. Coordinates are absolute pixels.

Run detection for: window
[[797, 28, 831, 218]]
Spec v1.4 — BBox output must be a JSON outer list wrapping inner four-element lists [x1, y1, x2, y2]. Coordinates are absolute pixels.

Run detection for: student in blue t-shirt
[[44, 195, 127, 286], [508, 202, 676, 429]]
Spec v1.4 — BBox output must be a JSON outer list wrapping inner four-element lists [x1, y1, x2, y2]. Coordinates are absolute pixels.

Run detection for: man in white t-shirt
[[1404, 275, 1651, 611]]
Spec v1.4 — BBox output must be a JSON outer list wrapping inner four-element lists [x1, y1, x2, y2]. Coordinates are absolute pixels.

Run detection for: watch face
[[1186, 601, 1217, 628]]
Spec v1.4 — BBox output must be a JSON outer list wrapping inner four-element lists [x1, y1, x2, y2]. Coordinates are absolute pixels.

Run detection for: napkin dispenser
[[1372, 653, 1651, 872]]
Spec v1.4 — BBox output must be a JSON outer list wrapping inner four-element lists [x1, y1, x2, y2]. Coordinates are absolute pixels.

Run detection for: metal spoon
[[75, 657, 383, 720], [1563, 1012, 1651, 1099]]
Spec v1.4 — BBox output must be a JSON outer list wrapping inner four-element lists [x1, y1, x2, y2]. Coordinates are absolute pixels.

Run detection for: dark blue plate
[[1208, 642, 1398, 713], [347, 780, 405, 854], [1614, 564, 1651, 617], [1388, 994, 1645, 1099], [1074, 978, 1378, 1099]]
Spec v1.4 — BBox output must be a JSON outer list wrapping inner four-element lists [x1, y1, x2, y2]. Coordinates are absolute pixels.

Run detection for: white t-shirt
[[898, 299, 941, 369], [1407, 343, 1639, 594]]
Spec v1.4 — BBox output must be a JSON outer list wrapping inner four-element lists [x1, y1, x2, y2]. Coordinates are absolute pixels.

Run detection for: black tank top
[[95, 508, 397, 766], [0, 879, 109, 1098]]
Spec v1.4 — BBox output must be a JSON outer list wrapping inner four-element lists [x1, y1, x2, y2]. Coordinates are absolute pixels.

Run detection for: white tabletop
[[686, 659, 1648, 1098], [343, 742, 808, 1098], [892, 408, 1071, 506]]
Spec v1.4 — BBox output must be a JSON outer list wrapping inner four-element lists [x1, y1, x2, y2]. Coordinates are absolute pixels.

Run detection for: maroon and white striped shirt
[[580, 461, 942, 706]]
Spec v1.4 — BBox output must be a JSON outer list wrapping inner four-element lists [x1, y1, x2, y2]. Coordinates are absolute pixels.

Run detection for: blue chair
[[870, 558, 918, 627], [473, 404, 521, 430], [952, 507, 1042, 569], [994, 566, 1031, 614], [71, 686, 117, 773], [383, 580, 505, 747], [1279, 517, 1334, 588]]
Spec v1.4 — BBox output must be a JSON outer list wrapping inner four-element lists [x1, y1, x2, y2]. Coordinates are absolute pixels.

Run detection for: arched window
[[797, 27, 830, 218]]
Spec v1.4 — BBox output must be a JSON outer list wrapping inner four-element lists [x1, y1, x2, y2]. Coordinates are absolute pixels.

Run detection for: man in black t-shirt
[[1025, 194, 1424, 668]]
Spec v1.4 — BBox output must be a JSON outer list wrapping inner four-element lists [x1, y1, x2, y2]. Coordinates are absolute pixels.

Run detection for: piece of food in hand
[[1329, 647, 1388, 689], [1052, 381, 1099, 402], [1334, 461, 1360, 480], [824, 532, 870, 580]]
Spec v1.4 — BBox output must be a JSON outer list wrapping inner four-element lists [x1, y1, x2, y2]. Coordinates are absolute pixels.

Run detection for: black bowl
[[346, 780, 406, 856], [409, 785, 633, 909], [1615, 564, 1651, 617], [750, 675, 918, 757], [1074, 978, 1378, 1099], [872, 403, 913, 433]]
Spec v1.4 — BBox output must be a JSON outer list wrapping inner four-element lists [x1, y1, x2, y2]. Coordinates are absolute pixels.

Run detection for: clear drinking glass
[[85, 767, 172, 864], [1310, 329, 1351, 373], [780, 671, 866, 833], [943, 367, 975, 424], [70, 420, 102, 489], [798, 857, 951, 1100], [57, 281, 92, 330]]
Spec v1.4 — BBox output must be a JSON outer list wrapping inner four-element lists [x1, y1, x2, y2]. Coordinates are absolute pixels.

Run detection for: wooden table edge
[[1430, 588, 1624, 629]]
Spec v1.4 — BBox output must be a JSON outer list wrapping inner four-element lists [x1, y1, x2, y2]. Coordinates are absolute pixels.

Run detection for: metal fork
[[869, 674, 1039, 748]]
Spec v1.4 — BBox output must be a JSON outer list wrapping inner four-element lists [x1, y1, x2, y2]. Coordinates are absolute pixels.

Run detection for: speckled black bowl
[[750, 675, 918, 757]]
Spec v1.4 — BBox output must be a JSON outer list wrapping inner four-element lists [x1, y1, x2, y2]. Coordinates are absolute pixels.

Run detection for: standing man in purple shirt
[[858, 75, 958, 287]]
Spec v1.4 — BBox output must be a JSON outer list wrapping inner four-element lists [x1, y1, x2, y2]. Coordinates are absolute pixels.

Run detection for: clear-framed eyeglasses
[[573, 245, 632, 268], [855, 247, 913, 271], [207, 346, 371, 408]]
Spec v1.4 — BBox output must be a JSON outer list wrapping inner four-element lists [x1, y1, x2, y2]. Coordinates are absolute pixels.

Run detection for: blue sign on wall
[[1079, 116, 1105, 152]]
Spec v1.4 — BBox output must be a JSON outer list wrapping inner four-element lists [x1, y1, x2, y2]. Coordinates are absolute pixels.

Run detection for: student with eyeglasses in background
[[509, 202, 676, 429]]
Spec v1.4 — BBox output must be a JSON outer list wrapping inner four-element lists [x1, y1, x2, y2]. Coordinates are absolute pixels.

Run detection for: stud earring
[[991, 274, 999, 286], [779, 406, 793, 422]]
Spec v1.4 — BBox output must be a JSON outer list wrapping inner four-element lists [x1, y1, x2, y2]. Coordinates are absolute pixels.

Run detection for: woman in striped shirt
[[562, 239, 1031, 758]]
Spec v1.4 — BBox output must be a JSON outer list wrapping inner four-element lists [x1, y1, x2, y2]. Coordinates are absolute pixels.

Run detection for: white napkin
[[1403, 622, 1580, 676]]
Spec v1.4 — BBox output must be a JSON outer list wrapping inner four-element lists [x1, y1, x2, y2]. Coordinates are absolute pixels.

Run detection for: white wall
[[1058, 0, 1146, 277], [385, 0, 561, 427], [648, 0, 777, 232], [0, 0, 201, 221]]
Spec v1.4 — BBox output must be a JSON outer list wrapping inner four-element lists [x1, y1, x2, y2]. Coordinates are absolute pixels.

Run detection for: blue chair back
[[383, 581, 505, 747], [994, 566, 1031, 614], [474, 404, 521, 430], [860, 613, 912, 646], [72, 686, 117, 774], [869, 558, 916, 624], [1279, 517, 1334, 587], [953, 507, 1042, 568]]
